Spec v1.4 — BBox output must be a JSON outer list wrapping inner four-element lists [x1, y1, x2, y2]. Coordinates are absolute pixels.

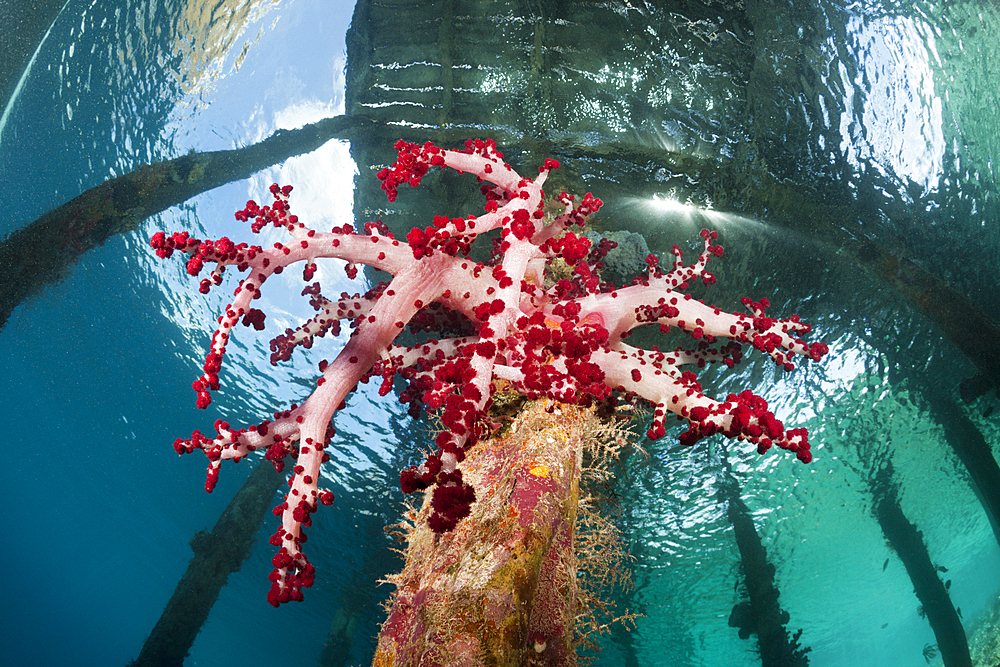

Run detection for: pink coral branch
[[153, 139, 828, 605]]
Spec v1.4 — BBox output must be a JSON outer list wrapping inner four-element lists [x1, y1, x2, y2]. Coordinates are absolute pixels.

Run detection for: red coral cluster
[[153, 139, 827, 605]]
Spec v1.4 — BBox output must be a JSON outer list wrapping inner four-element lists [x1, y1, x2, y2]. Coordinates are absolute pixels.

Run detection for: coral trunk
[[373, 401, 591, 667]]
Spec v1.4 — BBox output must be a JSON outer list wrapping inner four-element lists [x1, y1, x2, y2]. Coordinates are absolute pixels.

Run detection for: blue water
[[2, 1, 999, 666], [1, 2, 386, 665]]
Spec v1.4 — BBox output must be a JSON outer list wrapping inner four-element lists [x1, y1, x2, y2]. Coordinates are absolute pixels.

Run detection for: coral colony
[[151, 139, 828, 607]]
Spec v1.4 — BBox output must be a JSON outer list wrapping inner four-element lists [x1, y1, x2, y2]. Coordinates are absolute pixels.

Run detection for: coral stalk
[[374, 401, 588, 667]]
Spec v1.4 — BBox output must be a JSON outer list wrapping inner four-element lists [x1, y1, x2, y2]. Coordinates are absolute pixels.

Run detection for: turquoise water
[[1, 1, 999, 666]]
